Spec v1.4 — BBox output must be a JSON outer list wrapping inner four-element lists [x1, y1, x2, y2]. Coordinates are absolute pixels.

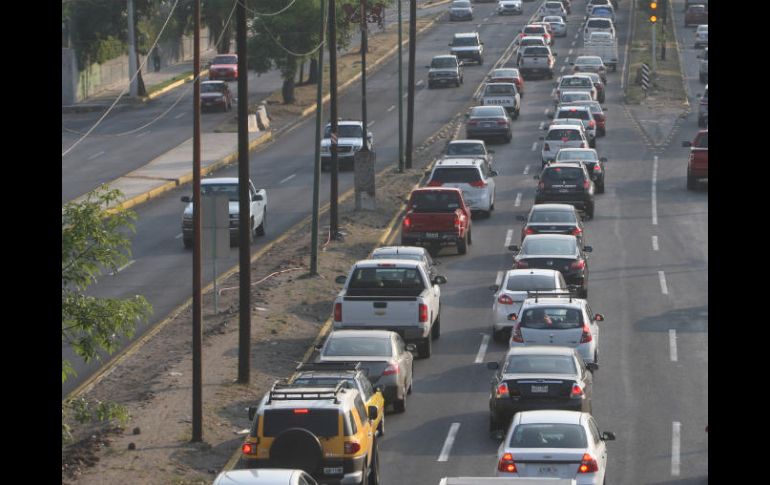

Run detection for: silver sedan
[[542, 16, 567, 37]]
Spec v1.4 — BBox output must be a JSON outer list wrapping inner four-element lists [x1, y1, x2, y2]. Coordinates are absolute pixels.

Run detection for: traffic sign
[[640, 63, 651, 92]]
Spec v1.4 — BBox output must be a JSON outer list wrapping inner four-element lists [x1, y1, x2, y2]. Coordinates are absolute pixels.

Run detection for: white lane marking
[[658, 271, 669, 295], [416, 79, 424, 87], [476, 24, 482, 28], [87, 151, 105, 160], [560, 65, 565, 73], [538, 122, 545, 130], [403, 92, 408, 99], [367, 120, 376, 127], [387, 105, 396, 112], [568, 49, 573, 56], [175, 233, 183, 239], [136, 130, 151, 138], [543, 108, 549, 116], [112, 259, 135, 275], [475, 334, 491, 363], [174, 112, 185, 120], [672, 422, 681, 476], [652, 155, 658, 225], [571, 40, 576, 47], [484, 17, 490, 21], [531, 142, 538, 151], [523, 164, 530, 175], [496, 270, 504, 287], [280, 173, 296, 184], [514, 193, 522, 207], [437, 423, 461, 462], [669, 329, 678, 362], [652, 235, 659, 251], [504, 229, 513, 248]]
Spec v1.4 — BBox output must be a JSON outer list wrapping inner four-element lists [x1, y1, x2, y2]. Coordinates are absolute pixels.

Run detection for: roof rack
[[526, 291, 574, 303], [295, 362, 362, 372], [268, 380, 348, 404]]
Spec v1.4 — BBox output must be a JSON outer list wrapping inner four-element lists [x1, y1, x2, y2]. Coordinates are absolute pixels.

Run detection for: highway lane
[[62, 0, 548, 397]]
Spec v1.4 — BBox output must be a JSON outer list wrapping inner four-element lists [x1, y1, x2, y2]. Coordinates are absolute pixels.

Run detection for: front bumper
[[491, 397, 586, 424], [241, 456, 365, 485]]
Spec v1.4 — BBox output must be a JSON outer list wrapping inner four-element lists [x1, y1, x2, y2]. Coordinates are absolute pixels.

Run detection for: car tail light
[[511, 324, 524, 342], [383, 361, 399, 376], [334, 302, 342, 322], [544, 143, 551, 152], [467, 120, 479, 126], [571, 227, 583, 236], [497, 119, 509, 126], [344, 441, 362, 454], [578, 453, 599, 473], [570, 383, 584, 398], [583, 179, 590, 190], [498, 294, 514, 305], [514, 260, 528, 269], [524, 227, 535, 236], [580, 323, 593, 343], [495, 382, 509, 398], [579, 142, 585, 148], [419, 303, 429, 323], [570, 259, 586, 270], [242, 442, 256, 455], [403, 216, 412, 229], [427, 180, 443, 187], [588, 120, 596, 129], [470, 180, 487, 188], [498, 453, 518, 473]]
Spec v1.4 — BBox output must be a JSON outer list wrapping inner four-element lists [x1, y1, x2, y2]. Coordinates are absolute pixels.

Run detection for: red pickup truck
[[401, 187, 472, 255], [682, 129, 708, 190]]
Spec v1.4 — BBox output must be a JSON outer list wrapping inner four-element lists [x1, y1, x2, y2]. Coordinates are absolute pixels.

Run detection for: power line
[[238, 0, 298, 17]]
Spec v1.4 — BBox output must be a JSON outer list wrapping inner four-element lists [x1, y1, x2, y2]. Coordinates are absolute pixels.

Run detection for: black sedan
[[534, 162, 595, 218], [509, 234, 592, 297], [518, 203, 585, 244], [487, 346, 594, 434]]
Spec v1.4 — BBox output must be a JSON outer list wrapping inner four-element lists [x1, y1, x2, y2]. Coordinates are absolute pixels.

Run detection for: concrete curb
[[668, 0, 691, 111], [144, 69, 207, 101]]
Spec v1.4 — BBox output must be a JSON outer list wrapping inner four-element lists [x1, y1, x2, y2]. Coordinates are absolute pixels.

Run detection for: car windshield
[[485, 84, 515, 95], [410, 191, 462, 212], [546, 129, 583, 141], [694, 132, 708, 148], [263, 409, 339, 438], [452, 0, 471, 6], [349, 267, 425, 290], [577, 57, 602, 66], [431, 167, 482, 183], [592, 7, 612, 14], [453, 36, 479, 46], [504, 355, 577, 374], [520, 307, 583, 329], [432, 57, 457, 68], [510, 423, 588, 448], [471, 106, 505, 118], [530, 209, 577, 223], [522, 237, 576, 255], [372, 252, 422, 262], [543, 166, 584, 181], [324, 336, 393, 357], [523, 46, 550, 56], [200, 183, 239, 201], [447, 143, 485, 156], [325, 124, 363, 138], [557, 151, 596, 162], [201, 83, 225, 94], [213, 55, 237, 64], [561, 77, 592, 88], [524, 26, 546, 35], [506, 274, 559, 291], [587, 19, 611, 28], [558, 109, 591, 120]]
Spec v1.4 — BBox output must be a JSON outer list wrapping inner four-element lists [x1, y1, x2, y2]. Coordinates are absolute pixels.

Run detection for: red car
[[489, 68, 525, 97], [519, 24, 552, 46], [200, 80, 233, 112], [682, 130, 708, 190], [208, 54, 238, 81], [684, 4, 708, 27], [401, 188, 472, 255]]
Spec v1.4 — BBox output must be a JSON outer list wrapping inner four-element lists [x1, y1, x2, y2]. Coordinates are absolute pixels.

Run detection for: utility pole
[[127, 0, 138, 97], [311, 0, 327, 276], [236, 0, 250, 384], [329, 0, 340, 238], [397, 0, 404, 172], [360, 0, 368, 138], [405, 0, 416, 169], [191, 0, 203, 443]]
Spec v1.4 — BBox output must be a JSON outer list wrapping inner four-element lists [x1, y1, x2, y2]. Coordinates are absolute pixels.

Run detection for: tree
[[203, 0, 236, 53]]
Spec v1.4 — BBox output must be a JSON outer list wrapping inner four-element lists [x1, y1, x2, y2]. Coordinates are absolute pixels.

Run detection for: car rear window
[[213, 55, 237, 64], [447, 143, 484, 156], [521, 38, 545, 46], [471, 106, 505, 117], [556, 150, 596, 162], [431, 167, 482, 183], [324, 336, 393, 357], [523, 46, 550, 56], [524, 26, 546, 34], [545, 2, 562, 7], [522, 237, 576, 255], [557, 109, 591, 121], [504, 355, 577, 374], [201, 83, 226, 93], [561, 92, 592, 102], [431, 57, 457, 68], [349, 267, 425, 290], [546, 129, 583, 141], [511, 423, 588, 448], [577, 57, 602, 66], [506, 274, 559, 291], [587, 19, 611, 28], [410, 191, 462, 212], [520, 307, 583, 329], [263, 409, 339, 437], [529, 209, 577, 223], [560, 77, 592, 88], [453, 36, 479, 46], [543, 166, 584, 180], [485, 84, 515, 95]]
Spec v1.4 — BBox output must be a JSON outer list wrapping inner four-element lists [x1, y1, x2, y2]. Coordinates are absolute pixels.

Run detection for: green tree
[[203, 0, 237, 53]]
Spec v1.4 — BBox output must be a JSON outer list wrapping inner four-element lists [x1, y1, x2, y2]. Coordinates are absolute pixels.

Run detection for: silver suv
[[449, 32, 484, 65], [518, 45, 557, 79], [427, 55, 463, 88], [427, 158, 498, 216]]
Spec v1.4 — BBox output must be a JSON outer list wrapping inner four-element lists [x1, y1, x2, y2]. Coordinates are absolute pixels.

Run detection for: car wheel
[[256, 209, 266, 236], [687, 171, 697, 190], [467, 228, 472, 245], [505, 132, 512, 143], [478, 56, 484, 65], [432, 314, 441, 340], [513, 108, 520, 119], [360, 461, 369, 485], [457, 232, 469, 254], [594, 350, 599, 365], [597, 181, 605, 194], [420, 335, 433, 358]]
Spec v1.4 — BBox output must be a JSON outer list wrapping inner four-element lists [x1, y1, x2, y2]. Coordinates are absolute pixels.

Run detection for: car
[[490, 268, 571, 341], [466, 106, 512, 143], [370, 246, 440, 280], [534, 163, 595, 218], [579, 73, 605, 104], [427, 158, 498, 216], [571, 56, 606, 84], [583, 17, 615, 42], [401, 187, 472, 255], [509, 235, 593, 297], [449, 32, 484, 65], [200, 80, 233, 112], [443, 139, 494, 165], [554, 148, 607, 193], [286, 362, 386, 437], [568, 100, 607, 136], [695, 24, 708, 47], [552, 106, 597, 147], [697, 84, 708, 127], [517, 203, 585, 244], [555, 75, 597, 102], [320, 120, 374, 171], [585, 0, 611, 15], [545, 119, 588, 146], [208, 53, 238, 81], [540, 1, 567, 20], [515, 36, 549, 65], [685, 4, 708, 27], [317, 330, 415, 412], [180, 177, 267, 249], [427, 55, 464, 88], [487, 346, 595, 433], [542, 16, 567, 37], [213, 469, 319, 485], [540, 125, 589, 166], [682, 129, 708, 190], [698, 48, 708, 83], [496, 410, 616, 481], [240, 382, 380, 484], [519, 24, 552, 46], [449, 0, 474, 21], [481, 82, 521, 119], [489, 68, 525, 97], [587, 4, 615, 22], [518, 45, 557, 79], [556, 90, 594, 106], [497, 0, 523, 15]]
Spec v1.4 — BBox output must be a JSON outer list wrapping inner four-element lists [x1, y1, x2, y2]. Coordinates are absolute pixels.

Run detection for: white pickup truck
[[583, 31, 618, 71], [333, 259, 447, 358], [481, 82, 521, 119]]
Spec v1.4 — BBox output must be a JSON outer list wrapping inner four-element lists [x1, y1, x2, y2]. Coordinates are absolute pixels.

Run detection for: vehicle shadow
[[633, 305, 708, 334]]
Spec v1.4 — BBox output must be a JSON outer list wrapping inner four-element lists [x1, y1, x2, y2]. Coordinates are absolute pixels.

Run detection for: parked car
[[208, 53, 238, 81], [427, 55, 464, 88], [534, 163, 595, 218], [427, 158, 498, 216], [401, 187, 473, 255], [682, 130, 708, 190], [466, 106, 512, 143], [684, 4, 708, 27], [200, 80, 233, 112]]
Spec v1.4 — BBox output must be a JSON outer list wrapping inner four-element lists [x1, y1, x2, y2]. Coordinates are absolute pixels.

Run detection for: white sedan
[[496, 410, 616, 483], [542, 16, 567, 37], [695, 24, 708, 48]]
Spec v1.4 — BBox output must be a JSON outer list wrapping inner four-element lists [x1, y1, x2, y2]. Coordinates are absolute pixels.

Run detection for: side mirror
[[432, 275, 448, 285], [508, 245, 519, 252], [181, 195, 192, 203], [406, 343, 417, 353], [486, 361, 499, 370], [599, 157, 607, 163], [594, 313, 605, 321], [682, 141, 692, 147], [490, 170, 499, 177], [489, 284, 500, 292], [248, 406, 258, 421], [368, 405, 379, 421], [586, 362, 599, 372], [601, 431, 616, 441], [583, 245, 593, 252], [335, 275, 347, 284], [507, 313, 518, 321]]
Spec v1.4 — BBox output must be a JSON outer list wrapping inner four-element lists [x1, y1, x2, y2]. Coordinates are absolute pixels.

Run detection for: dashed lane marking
[[174, 112, 185, 120], [111, 259, 135, 275], [523, 164, 530, 175], [280, 174, 296, 184], [669, 329, 678, 362], [531, 142, 538, 151], [504, 229, 513, 248], [438, 423, 461, 462], [475, 334, 490, 363], [175, 233, 183, 239], [387, 105, 396, 112], [514, 193, 522, 207], [496, 270, 504, 287], [87, 151, 105, 160], [652, 235, 659, 251], [658, 271, 668, 295], [672, 422, 681, 476]]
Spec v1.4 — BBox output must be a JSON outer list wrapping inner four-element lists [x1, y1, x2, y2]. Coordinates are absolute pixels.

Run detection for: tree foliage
[[203, 0, 237, 53]]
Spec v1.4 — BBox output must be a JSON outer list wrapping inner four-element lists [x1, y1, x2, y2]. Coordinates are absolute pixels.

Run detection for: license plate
[[538, 466, 558, 475], [531, 385, 549, 393], [559, 189, 569, 193], [324, 467, 343, 475], [483, 122, 494, 127], [426, 232, 439, 239]]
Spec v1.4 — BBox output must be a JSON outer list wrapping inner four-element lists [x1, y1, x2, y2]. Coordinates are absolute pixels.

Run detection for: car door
[[587, 416, 607, 478], [394, 335, 413, 390], [585, 303, 599, 345]]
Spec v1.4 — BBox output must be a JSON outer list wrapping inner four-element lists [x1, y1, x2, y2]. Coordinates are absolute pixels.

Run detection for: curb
[[144, 69, 207, 101], [419, 0, 452, 9], [667, 1, 691, 111]]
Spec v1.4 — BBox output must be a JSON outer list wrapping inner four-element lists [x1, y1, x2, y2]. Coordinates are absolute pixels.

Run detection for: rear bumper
[[491, 397, 587, 423], [467, 128, 510, 138], [334, 322, 430, 341], [402, 231, 462, 247]]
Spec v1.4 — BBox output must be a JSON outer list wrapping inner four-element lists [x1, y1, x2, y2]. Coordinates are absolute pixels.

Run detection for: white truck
[[180, 177, 267, 249], [333, 259, 447, 358], [440, 479, 576, 485], [583, 32, 618, 72], [481, 82, 521, 119]]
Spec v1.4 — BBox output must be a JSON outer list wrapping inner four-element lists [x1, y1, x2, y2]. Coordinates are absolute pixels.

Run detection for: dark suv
[[534, 163, 595, 219], [508, 234, 593, 297]]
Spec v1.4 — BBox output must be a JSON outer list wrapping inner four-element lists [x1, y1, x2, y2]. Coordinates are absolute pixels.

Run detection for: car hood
[[321, 137, 363, 147], [183, 201, 239, 217]]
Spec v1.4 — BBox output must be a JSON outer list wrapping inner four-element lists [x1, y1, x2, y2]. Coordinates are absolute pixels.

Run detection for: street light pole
[[397, 0, 404, 172], [127, 0, 138, 97], [191, 0, 203, 443], [329, 0, 340, 238], [405, 0, 416, 169], [360, 0, 368, 144], [311, 0, 327, 276]]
